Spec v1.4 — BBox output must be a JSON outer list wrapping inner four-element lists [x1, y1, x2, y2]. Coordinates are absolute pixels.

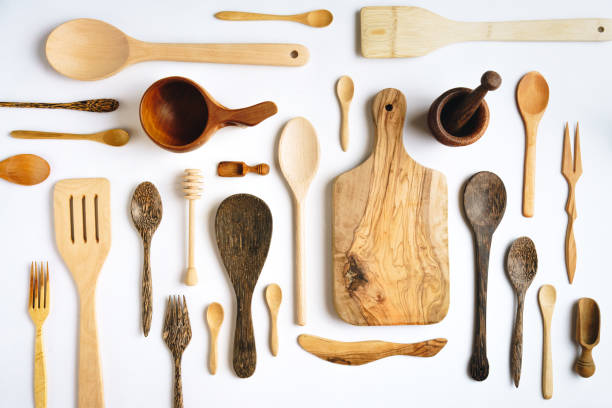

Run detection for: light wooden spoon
[[0, 154, 50, 186], [336, 76, 354, 152], [11, 129, 129, 147], [206, 302, 224, 375], [538, 284, 556, 400], [265, 284, 282, 356], [215, 10, 333, 28], [278, 117, 320, 326], [517, 71, 549, 217]]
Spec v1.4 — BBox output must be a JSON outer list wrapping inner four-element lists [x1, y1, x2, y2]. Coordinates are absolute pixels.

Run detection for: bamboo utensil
[[336, 75, 354, 151], [130, 182, 163, 336], [206, 303, 224, 375], [464, 171, 507, 381], [575, 298, 600, 378], [538, 284, 556, 399], [46, 19, 309, 80], [162, 296, 192, 408], [278, 117, 319, 326], [217, 161, 269, 177], [183, 169, 202, 286], [215, 10, 333, 27], [0, 98, 118, 112], [28, 262, 49, 408], [54, 178, 111, 408], [562, 123, 582, 283], [517, 71, 549, 217], [11, 129, 129, 147], [506, 237, 538, 387], [0, 154, 50, 186], [265, 284, 282, 356]]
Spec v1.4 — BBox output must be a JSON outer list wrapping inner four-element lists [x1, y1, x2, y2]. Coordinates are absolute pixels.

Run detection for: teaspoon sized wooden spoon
[[0, 98, 118, 112], [11, 129, 129, 147], [538, 284, 556, 399], [215, 10, 333, 28], [206, 302, 224, 375], [46, 19, 309, 81], [517, 71, 549, 217], [506, 237, 538, 387], [265, 284, 282, 356], [0, 154, 50, 186], [336, 75, 354, 151]]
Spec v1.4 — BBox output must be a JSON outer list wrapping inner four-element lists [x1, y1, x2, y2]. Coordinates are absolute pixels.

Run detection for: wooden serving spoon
[[463, 171, 507, 381], [538, 284, 556, 399], [265, 284, 282, 356], [517, 71, 549, 217], [206, 302, 224, 375], [278, 117, 320, 326], [215, 10, 333, 28], [0, 98, 118, 112], [336, 75, 354, 151], [46, 19, 309, 80], [0, 154, 50, 186], [575, 298, 600, 378], [506, 237, 538, 387], [11, 129, 129, 147]]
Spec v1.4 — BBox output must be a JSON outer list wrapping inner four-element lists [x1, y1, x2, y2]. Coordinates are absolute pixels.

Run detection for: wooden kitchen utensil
[[0, 98, 118, 112], [506, 237, 538, 387], [332, 88, 448, 326], [130, 182, 163, 336], [206, 302, 224, 375], [517, 71, 549, 218], [428, 71, 501, 146], [140, 76, 277, 153], [361, 6, 612, 58], [298, 335, 447, 366], [0, 154, 50, 186], [336, 75, 354, 151], [28, 262, 49, 408], [538, 284, 556, 399], [11, 129, 129, 147], [215, 194, 272, 378], [217, 161, 269, 177], [215, 10, 333, 27], [54, 178, 111, 408], [265, 284, 282, 356], [562, 123, 582, 284], [183, 169, 202, 286], [162, 296, 192, 408], [575, 298, 600, 378], [278, 117, 319, 326], [464, 171, 506, 381]]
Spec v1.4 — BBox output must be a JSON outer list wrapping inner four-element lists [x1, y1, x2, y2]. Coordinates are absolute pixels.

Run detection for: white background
[[1, 0, 611, 406]]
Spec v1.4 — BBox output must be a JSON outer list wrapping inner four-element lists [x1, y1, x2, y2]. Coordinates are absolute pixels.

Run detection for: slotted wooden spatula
[[54, 178, 111, 408]]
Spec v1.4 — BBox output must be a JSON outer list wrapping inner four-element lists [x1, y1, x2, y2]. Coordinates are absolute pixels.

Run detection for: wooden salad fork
[[562, 123, 582, 283], [28, 262, 49, 408], [163, 296, 192, 408]]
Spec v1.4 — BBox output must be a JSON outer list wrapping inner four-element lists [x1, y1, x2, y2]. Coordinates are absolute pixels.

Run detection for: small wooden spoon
[[517, 71, 549, 217], [206, 302, 224, 375], [278, 117, 320, 326], [265, 284, 282, 356], [0, 154, 50, 186], [575, 297, 600, 378], [336, 76, 354, 151], [11, 129, 129, 147], [215, 10, 333, 28], [538, 284, 556, 399], [506, 237, 538, 387]]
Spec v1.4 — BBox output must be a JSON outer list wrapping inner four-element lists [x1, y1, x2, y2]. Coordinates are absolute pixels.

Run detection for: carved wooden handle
[[218, 102, 278, 128], [576, 348, 595, 377], [470, 231, 491, 381], [173, 358, 183, 408], [522, 121, 538, 217], [78, 298, 104, 407], [141, 239, 152, 336], [215, 11, 295, 22], [542, 325, 553, 399], [295, 201, 305, 326], [0, 99, 118, 112], [209, 331, 218, 375], [233, 296, 256, 378], [270, 312, 279, 356], [34, 327, 47, 408], [511, 294, 525, 387]]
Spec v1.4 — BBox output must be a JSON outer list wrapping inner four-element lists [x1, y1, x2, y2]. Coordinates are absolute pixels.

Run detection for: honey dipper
[[183, 169, 203, 285]]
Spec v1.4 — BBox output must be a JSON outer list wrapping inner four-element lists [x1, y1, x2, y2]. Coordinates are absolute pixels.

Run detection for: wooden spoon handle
[[78, 298, 104, 407], [295, 201, 306, 326], [468, 19, 612, 42], [0, 99, 118, 112], [215, 11, 295, 22], [141, 239, 152, 336], [270, 313, 279, 356], [511, 294, 525, 386], [542, 322, 553, 399], [233, 296, 256, 378], [340, 106, 349, 151], [218, 102, 278, 127], [522, 121, 538, 217], [11, 130, 92, 141], [209, 332, 218, 375], [470, 231, 491, 381]]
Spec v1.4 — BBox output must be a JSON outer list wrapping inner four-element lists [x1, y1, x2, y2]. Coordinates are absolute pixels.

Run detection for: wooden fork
[[562, 123, 582, 284], [28, 262, 49, 408], [163, 296, 192, 408]]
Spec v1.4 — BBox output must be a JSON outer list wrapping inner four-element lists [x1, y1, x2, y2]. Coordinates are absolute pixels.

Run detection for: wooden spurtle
[[298, 335, 447, 366], [215, 194, 272, 378], [215, 10, 333, 27], [562, 123, 582, 283], [11, 129, 129, 147], [575, 298, 600, 378], [538, 284, 556, 399], [0, 98, 118, 112], [217, 161, 269, 177], [0, 154, 50, 186]]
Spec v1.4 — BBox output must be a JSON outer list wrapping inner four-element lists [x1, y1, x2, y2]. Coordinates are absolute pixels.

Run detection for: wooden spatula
[[54, 178, 111, 408]]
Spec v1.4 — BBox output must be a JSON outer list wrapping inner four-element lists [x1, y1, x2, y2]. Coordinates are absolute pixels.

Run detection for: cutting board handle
[[233, 295, 256, 378], [371, 88, 407, 152]]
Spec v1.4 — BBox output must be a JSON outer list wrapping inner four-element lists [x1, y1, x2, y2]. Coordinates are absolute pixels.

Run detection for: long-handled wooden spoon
[[0, 154, 50, 186], [11, 129, 129, 147], [575, 298, 600, 378], [206, 302, 224, 375], [538, 284, 556, 399], [265, 284, 282, 356], [517, 71, 549, 217], [215, 10, 333, 27], [336, 75, 354, 151], [0, 98, 118, 112]]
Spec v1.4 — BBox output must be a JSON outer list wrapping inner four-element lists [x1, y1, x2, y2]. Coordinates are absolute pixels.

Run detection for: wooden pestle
[[444, 71, 501, 134]]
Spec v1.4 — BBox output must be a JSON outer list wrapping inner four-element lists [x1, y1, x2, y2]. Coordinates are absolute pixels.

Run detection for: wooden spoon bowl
[[0, 154, 50, 186]]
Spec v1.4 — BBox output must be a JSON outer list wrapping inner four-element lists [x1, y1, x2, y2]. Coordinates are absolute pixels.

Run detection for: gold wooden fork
[[28, 262, 49, 408], [562, 123, 583, 284]]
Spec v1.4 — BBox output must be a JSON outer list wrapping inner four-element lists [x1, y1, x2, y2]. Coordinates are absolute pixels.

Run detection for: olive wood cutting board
[[332, 88, 449, 325]]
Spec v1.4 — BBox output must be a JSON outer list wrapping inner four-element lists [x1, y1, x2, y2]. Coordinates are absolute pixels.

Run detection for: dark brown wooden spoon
[[215, 194, 272, 378], [130, 182, 163, 337], [464, 171, 506, 381], [507, 236, 537, 387]]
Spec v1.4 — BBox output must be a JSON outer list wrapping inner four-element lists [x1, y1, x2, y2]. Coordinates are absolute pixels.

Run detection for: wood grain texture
[[332, 88, 448, 326], [162, 296, 191, 408], [575, 298, 600, 377], [0, 99, 118, 112], [183, 170, 202, 285], [217, 161, 269, 177], [215, 10, 333, 27], [29, 262, 49, 408], [11, 129, 129, 147], [215, 194, 272, 378], [298, 335, 447, 365], [562, 123, 582, 284], [0, 154, 50, 186], [538, 285, 556, 399]]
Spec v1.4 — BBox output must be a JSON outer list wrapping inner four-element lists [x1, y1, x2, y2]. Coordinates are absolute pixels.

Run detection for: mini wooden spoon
[[206, 302, 224, 375], [11, 129, 129, 147], [575, 297, 600, 378], [517, 71, 549, 217], [538, 284, 556, 399], [506, 237, 538, 387], [0, 154, 50, 186], [215, 10, 333, 28], [265, 284, 282, 356], [336, 75, 354, 151]]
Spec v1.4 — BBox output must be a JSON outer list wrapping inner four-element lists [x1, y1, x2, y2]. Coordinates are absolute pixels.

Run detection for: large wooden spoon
[[506, 237, 538, 387], [538, 284, 556, 399], [0, 154, 50, 186], [215, 10, 333, 28], [517, 71, 549, 217], [463, 171, 506, 381], [278, 117, 320, 326], [11, 129, 129, 147]]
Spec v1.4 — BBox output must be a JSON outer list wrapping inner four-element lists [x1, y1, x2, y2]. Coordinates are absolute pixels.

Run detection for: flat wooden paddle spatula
[[215, 194, 272, 378]]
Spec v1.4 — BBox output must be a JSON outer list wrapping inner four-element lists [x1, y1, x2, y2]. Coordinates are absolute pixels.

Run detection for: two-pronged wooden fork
[[28, 262, 49, 408], [163, 296, 192, 408], [562, 123, 583, 284]]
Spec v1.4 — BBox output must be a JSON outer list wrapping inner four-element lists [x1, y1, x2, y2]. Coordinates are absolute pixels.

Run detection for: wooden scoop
[[538, 284, 556, 399], [11, 129, 129, 147], [215, 194, 272, 378], [0, 154, 50, 186], [215, 10, 333, 28], [217, 161, 269, 177], [575, 298, 600, 378], [46, 19, 309, 80]]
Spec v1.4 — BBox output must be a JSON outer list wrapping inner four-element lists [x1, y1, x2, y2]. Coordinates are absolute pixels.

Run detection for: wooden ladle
[[463, 171, 507, 381], [0, 154, 50, 186], [11, 129, 129, 147], [507, 237, 538, 387], [575, 297, 600, 378], [215, 10, 333, 28]]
